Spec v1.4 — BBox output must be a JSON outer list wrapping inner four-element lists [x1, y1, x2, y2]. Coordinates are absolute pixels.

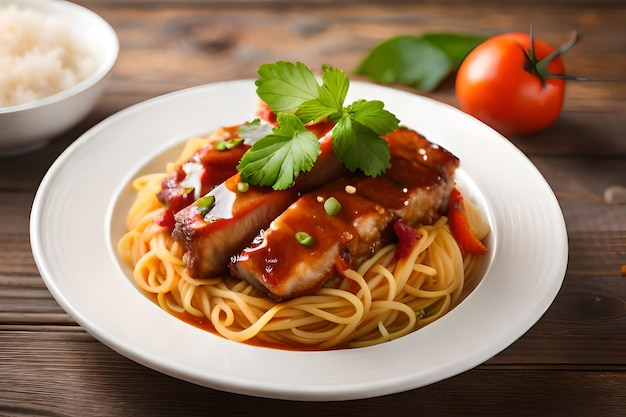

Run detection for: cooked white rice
[[0, 5, 98, 107]]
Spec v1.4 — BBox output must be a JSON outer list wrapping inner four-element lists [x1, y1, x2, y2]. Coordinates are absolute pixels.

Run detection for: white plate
[[30, 80, 567, 401]]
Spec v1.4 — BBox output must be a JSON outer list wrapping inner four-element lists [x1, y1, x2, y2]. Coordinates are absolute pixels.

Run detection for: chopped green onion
[[215, 138, 244, 151], [181, 187, 194, 196], [323, 196, 342, 216], [237, 182, 249, 193], [195, 195, 216, 217], [295, 231, 315, 246]]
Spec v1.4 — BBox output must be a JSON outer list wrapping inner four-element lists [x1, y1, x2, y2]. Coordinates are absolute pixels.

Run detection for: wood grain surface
[[1, 1, 625, 415]]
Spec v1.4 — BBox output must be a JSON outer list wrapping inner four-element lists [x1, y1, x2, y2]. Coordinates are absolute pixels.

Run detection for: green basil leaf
[[422, 32, 487, 67], [354, 33, 487, 92]]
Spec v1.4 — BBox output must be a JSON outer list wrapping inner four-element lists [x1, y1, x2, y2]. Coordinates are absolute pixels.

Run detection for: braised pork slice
[[172, 129, 345, 278], [357, 127, 459, 225], [157, 125, 249, 213], [230, 177, 394, 299], [230, 127, 459, 300]]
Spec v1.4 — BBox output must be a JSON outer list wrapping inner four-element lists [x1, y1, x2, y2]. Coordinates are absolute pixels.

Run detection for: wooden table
[[2, 1, 625, 415]]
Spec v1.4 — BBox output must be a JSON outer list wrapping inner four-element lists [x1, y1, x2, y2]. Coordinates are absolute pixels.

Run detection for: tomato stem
[[523, 27, 587, 86], [536, 32, 580, 79]]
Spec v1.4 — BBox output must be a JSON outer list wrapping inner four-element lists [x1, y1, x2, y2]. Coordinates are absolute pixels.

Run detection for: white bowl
[[0, 0, 119, 156]]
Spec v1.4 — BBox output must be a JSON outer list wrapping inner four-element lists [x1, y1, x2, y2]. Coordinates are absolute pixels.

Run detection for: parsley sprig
[[237, 61, 400, 190]]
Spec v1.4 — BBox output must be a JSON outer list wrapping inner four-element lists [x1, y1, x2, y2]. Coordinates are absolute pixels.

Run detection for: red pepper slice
[[448, 187, 487, 255], [393, 220, 419, 259]]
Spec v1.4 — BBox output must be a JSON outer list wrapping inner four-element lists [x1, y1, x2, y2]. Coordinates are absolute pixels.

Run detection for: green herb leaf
[[423, 33, 488, 67], [237, 113, 321, 190], [354, 33, 487, 92], [332, 112, 391, 177], [239, 62, 399, 189], [330, 99, 398, 176], [344, 99, 399, 136], [296, 99, 338, 125], [317, 65, 350, 113], [256, 61, 320, 113]]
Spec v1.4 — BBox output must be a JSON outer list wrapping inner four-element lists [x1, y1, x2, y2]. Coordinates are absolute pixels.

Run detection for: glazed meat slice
[[231, 177, 395, 300], [358, 127, 459, 224], [157, 125, 249, 213], [157, 103, 321, 214], [172, 128, 345, 278], [173, 176, 299, 278], [230, 128, 459, 300], [385, 126, 458, 181]]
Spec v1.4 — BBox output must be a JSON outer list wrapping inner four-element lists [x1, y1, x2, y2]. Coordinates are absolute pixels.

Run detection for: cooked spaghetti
[[117, 130, 489, 350]]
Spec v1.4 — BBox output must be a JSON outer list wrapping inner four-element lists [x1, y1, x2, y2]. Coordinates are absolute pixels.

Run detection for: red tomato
[[455, 32, 567, 135]]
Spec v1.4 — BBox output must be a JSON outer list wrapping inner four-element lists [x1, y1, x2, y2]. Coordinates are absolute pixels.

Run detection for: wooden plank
[[0, 1, 624, 414], [82, 0, 626, 154], [0, 2, 622, 173], [0, 330, 625, 415]]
